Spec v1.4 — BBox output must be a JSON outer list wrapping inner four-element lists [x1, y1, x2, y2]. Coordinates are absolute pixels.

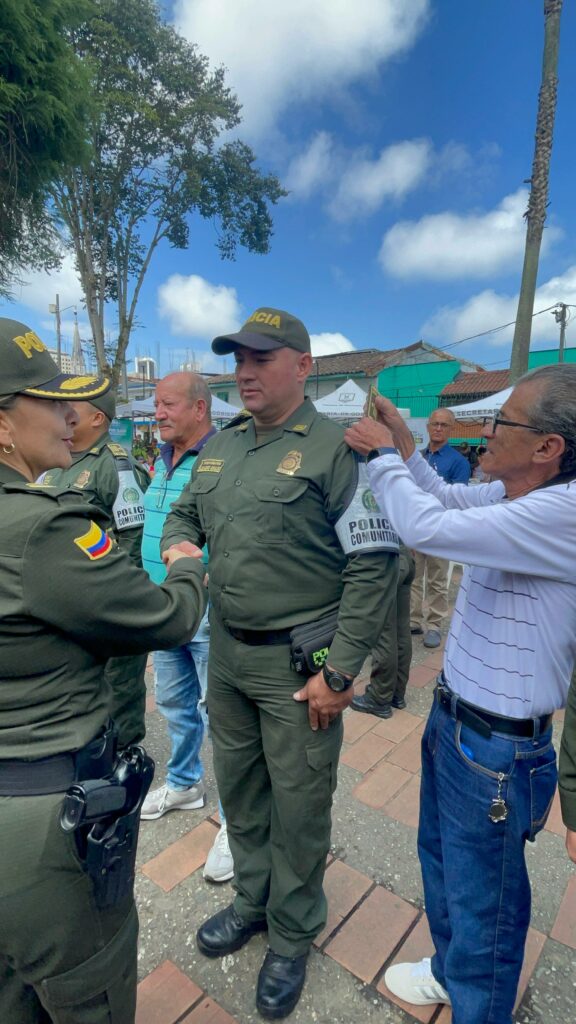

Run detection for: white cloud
[[310, 332, 356, 357], [379, 189, 562, 281], [11, 254, 84, 317], [422, 265, 576, 348], [158, 274, 242, 338], [329, 139, 432, 221], [284, 132, 335, 199], [173, 0, 430, 140]]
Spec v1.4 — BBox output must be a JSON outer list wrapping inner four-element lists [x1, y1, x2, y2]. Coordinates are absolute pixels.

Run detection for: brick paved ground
[[134, 574, 576, 1023]]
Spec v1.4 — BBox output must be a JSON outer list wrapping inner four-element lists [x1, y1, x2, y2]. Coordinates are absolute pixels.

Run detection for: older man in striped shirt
[[345, 364, 576, 1024]]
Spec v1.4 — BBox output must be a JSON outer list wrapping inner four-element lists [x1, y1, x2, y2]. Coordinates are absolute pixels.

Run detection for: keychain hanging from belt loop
[[489, 772, 508, 823]]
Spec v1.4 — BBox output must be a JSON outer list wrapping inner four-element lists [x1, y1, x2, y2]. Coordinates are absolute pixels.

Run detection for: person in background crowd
[[139, 372, 234, 884], [410, 408, 470, 649], [0, 318, 207, 1024], [351, 542, 415, 719], [44, 391, 150, 748], [345, 364, 576, 1024]]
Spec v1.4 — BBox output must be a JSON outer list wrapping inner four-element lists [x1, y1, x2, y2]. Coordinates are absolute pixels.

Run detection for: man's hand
[[373, 395, 416, 461], [345, 417, 394, 456], [162, 541, 204, 567], [566, 828, 576, 863], [293, 670, 353, 730]]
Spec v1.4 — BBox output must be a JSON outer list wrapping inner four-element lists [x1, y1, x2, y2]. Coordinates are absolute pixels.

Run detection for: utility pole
[[48, 294, 62, 370], [509, 0, 563, 382], [554, 302, 567, 362]]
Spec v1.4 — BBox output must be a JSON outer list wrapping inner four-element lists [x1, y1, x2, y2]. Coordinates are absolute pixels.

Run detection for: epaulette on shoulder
[[223, 409, 253, 431], [2, 481, 78, 502], [106, 441, 129, 458]]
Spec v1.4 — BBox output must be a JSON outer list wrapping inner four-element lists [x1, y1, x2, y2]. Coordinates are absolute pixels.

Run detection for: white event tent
[[313, 379, 368, 419], [447, 387, 513, 421], [117, 394, 241, 421]]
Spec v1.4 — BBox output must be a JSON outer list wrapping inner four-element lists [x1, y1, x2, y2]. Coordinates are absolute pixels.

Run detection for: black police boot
[[256, 949, 308, 1020], [351, 692, 392, 719], [197, 904, 267, 958], [392, 695, 407, 709]]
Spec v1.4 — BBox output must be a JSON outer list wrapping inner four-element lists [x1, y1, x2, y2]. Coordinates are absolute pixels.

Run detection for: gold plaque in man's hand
[[366, 385, 379, 420]]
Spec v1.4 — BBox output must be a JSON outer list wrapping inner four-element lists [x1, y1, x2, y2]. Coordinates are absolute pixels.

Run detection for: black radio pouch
[[289, 609, 339, 676]]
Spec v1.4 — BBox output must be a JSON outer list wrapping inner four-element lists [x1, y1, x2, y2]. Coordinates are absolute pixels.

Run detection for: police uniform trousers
[[410, 551, 449, 631], [0, 792, 137, 1024], [208, 614, 343, 957], [368, 548, 415, 706], [105, 653, 148, 749]]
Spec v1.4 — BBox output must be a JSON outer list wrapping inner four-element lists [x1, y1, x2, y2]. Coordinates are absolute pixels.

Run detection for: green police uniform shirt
[[162, 398, 399, 677], [43, 431, 149, 566], [0, 462, 207, 760]]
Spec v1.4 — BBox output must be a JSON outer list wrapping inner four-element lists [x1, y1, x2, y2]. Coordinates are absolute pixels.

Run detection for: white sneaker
[[140, 781, 206, 820], [384, 957, 451, 1006], [203, 823, 234, 882]]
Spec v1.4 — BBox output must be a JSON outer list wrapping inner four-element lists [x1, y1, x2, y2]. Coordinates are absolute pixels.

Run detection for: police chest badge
[[277, 451, 302, 476], [74, 469, 91, 489]]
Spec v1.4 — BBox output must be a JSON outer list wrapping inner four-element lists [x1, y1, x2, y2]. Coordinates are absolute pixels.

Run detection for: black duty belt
[[226, 626, 293, 646], [0, 723, 116, 796], [435, 680, 553, 740]]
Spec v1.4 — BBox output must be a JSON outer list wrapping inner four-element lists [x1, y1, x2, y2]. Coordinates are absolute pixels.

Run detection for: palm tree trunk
[[509, 0, 563, 383]]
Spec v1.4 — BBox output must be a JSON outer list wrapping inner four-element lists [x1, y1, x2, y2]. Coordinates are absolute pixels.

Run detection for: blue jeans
[[419, 697, 557, 1024], [153, 609, 209, 790]]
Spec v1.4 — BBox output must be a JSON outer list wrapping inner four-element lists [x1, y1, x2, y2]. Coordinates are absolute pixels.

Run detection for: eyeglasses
[[482, 415, 544, 434], [428, 421, 452, 429]]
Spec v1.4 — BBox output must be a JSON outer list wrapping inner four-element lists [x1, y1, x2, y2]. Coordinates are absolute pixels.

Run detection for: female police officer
[[0, 319, 207, 1024]]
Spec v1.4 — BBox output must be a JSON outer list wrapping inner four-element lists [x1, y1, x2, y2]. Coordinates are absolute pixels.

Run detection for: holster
[[60, 744, 155, 909], [290, 609, 339, 676]]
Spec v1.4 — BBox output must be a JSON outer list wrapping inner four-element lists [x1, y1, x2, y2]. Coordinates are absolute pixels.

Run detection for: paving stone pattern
[[135, 580, 576, 1024]]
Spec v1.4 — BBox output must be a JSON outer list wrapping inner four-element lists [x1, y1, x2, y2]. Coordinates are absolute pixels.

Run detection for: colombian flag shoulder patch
[[74, 521, 113, 561]]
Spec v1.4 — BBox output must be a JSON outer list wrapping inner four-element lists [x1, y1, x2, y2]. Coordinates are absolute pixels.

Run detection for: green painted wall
[[377, 361, 462, 418], [528, 347, 576, 367]]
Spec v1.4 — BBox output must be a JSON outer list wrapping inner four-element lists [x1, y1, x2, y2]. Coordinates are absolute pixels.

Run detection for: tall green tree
[[52, 0, 285, 382], [0, 0, 92, 295], [509, 0, 563, 382]]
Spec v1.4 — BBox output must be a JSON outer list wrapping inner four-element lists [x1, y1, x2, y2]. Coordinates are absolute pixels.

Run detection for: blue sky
[[4, 0, 576, 377]]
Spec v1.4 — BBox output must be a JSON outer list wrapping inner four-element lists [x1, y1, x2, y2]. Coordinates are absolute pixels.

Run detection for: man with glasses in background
[[140, 373, 232, 880], [410, 407, 470, 648], [345, 364, 576, 1024]]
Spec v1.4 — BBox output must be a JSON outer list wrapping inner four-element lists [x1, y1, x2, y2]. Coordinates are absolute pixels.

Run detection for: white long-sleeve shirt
[[368, 451, 576, 717]]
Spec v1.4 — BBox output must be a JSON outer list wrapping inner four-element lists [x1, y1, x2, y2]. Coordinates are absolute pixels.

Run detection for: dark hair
[[0, 394, 18, 410], [519, 364, 576, 474]]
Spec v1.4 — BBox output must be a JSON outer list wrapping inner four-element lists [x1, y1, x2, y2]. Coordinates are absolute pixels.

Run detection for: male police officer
[[45, 391, 149, 747], [162, 307, 398, 1020]]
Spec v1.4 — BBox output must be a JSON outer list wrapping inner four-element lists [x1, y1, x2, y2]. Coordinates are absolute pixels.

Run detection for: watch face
[[325, 670, 346, 692]]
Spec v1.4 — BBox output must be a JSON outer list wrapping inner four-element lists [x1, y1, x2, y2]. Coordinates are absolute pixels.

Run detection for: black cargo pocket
[[529, 754, 558, 842], [39, 903, 138, 1024], [253, 477, 309, 544]]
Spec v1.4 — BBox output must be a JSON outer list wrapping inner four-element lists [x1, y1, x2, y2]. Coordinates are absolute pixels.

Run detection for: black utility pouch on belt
[[60, 745, 154, 909], [290, 609, 339, 676]]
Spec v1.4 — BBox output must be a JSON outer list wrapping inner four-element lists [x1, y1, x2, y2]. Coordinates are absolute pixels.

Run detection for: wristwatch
[[322, 664, 354, 692]]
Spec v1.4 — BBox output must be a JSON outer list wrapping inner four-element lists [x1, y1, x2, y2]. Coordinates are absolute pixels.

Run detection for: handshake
[[162, 542, 204, 571]]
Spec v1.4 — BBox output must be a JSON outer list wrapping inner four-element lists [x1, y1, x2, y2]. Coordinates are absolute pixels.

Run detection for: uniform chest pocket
[[253, 477, 309, 544], [188, 473, 222, 532]]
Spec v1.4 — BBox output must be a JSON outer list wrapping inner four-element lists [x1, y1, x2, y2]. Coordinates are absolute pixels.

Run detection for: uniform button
[[247, 450, 255, 456], [273, 487, 280, 496], [227, 513, 234, 521], [235, 479, 242, 486], [223, 551, 229, 558]]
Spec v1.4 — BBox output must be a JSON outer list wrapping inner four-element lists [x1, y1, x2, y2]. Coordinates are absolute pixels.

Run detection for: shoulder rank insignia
[[106, 442, 128, 458], [74, 469, 91, 489], [74, 521, 113, 560], [277, 450, 302, 476]]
